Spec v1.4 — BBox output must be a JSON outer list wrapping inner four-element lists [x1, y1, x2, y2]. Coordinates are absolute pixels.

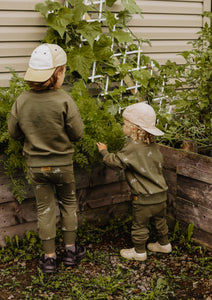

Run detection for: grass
[[0, 218, 211, 300]]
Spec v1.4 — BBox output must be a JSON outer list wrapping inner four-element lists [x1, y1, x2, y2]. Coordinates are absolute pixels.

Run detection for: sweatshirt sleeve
[[8, 101, 24, 141], [100, 148, 128, 170], [65, 96, 84, 142]]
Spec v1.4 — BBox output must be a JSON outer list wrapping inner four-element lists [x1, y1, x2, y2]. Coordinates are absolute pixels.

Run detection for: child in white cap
[[8, 43, 86, 273], [97, 102, 172, 261]]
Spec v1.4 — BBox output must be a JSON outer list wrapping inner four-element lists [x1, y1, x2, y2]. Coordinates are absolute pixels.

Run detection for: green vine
[[157, 12, 212, 149], [0, 2, 211, 203]]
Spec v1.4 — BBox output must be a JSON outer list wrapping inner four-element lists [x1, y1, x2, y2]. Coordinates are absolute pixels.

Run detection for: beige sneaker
[[147, 241, 172, 253], [120, 248, 147, 261]]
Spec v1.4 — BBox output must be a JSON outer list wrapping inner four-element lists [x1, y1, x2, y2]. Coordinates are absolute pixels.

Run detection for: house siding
[[0, 0, 210, 87]]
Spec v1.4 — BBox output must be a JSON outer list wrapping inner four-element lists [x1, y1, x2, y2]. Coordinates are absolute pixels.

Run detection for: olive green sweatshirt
[[100, 140, 168, 204], [8, 89, 83, 167]]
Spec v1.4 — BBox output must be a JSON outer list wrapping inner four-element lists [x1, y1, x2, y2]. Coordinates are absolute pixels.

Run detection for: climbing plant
[[0, 2, 211, 203], [157, 12, 212, 149]]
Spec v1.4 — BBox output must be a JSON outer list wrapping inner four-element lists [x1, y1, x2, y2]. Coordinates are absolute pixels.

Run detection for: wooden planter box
[[159, 145, 212, 249], [0, 145, 211, 249]]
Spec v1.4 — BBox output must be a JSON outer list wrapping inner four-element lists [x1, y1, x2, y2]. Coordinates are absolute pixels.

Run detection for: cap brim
[[142, 126, 164, 136], [24, 67, 55, 82]]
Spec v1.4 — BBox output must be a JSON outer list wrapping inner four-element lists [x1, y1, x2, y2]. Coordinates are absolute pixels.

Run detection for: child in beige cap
[[97, 102, 171, 261]]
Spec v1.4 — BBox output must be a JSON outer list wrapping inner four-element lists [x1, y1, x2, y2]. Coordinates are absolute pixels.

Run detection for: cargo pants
[[131, 198, 169, 253], [27, 165, 77, 253]]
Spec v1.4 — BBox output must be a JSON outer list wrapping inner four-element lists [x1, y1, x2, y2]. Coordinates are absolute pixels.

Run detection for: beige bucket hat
[[24, 43, 67, 82], [123, 102, 164, 136]]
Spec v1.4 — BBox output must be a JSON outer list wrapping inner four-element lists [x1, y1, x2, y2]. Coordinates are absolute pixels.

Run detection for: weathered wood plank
[[77, 181, 130, 211], [163, 168, 177, 195], [177, 153, 212, 184], [0, 221, 38, 247], [159, 145, 182, 171], [193, 228, 212, 251], [75, 165, 125, 190], [0, 199, 37, 227], [176, 197, 212, 234], [177, 176, 212, 210]]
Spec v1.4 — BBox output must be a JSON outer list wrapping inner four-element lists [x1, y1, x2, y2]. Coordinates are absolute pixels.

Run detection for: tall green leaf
[[121, 0, 143, 17], [67, 45, 95, 81], [77, 21, 102, 48], [111, 29, 133, 43], [93, 35, 113, 61]]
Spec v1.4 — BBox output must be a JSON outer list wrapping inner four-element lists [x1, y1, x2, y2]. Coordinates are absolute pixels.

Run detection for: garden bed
[[0, 145, 212, 249]]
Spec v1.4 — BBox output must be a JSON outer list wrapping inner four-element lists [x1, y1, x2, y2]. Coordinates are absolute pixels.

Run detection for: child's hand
[[97, 142, 107, 151]]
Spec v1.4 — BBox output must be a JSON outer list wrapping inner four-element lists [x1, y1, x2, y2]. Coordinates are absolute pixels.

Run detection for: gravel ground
[[0, 222, 212, 300], [1, 238, 211, 300]]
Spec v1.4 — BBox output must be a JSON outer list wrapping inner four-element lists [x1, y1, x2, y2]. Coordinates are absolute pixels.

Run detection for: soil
[[0, 237, 211, 300]]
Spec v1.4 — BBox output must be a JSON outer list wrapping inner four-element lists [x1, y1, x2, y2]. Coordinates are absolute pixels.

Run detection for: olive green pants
[[27, 165, 77, 254], [132, 201, 169, 253]]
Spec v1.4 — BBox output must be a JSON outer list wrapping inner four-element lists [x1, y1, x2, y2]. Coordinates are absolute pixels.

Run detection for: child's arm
[[97, 142, 127, 170], [65, 96, 84, 141]]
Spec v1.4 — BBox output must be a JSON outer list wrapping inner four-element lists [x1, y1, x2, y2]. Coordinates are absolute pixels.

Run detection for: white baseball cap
[[123, 102, 164, 136], [24, 43, 67, 82]]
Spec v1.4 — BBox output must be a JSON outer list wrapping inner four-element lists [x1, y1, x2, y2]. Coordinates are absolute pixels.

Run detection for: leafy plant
[[35, 0, 142, 82], [157, 12, 212, 149], [0, 1, 211, 205], [0, 70, 29, 203]]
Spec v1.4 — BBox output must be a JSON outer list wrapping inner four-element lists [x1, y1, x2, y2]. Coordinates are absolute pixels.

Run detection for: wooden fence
[[0, 145, 211, 249]]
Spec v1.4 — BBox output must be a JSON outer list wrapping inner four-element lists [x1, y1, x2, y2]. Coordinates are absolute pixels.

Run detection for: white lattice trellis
[[64, 0, 174, 117]]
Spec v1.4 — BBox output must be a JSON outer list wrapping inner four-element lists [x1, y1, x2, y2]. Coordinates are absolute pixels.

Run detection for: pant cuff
[[134, 244, 146, 253], [42, 238, 55, 254], [63, 230, 76, 246]]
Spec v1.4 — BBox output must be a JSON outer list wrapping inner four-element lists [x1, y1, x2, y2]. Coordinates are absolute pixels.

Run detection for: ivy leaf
[[104, 66, 117, 76], [35, 3, 49, 17], [65, 32, 72, 44], [111, 29, 133, 43], [106, 0, 117, 7], [77, 21, 102, 48], [47, 8, 73, 38], [43, 28, 59, 44], [117, 10, 132, 26], [67, 45, 95, 81], [35, 1, 62, 17], [93, 35, 113, 61], [121, 0, 143, 17], [104, 100, 119, 115], [132, 69, 152, 88], [67, 0, 90, 24], [106, 11, 117, 30], [46, 14, 66, 38], [118, 63, 132, 77]]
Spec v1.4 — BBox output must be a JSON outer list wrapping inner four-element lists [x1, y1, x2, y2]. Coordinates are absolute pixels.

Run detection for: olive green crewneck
[[8, 89, 83, 167]]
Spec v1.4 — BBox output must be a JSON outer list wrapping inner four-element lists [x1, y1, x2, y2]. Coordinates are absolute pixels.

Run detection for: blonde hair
[[124, 119, 155, 144], [27, 65, 65, 91]]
